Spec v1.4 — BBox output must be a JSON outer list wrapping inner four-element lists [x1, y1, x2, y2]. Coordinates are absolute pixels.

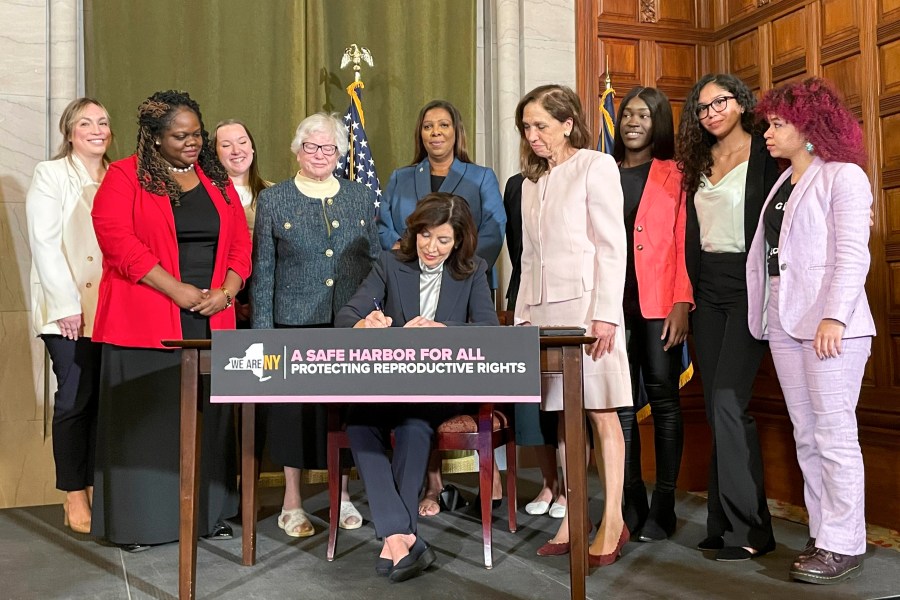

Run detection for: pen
[[372, 298, 384, 312]]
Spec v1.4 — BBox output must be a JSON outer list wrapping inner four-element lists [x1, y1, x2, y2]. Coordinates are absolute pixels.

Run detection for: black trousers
[[692, 252, 773, 549], [617, 315, 684, 494], [42, 335, 101, 491], [346, 405, 444, 539]]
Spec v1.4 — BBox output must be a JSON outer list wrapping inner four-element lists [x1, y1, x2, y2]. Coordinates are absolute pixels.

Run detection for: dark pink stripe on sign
[[211, 395, 541, 404]]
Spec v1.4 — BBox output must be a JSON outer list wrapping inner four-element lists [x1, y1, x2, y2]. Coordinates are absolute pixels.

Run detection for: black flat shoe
[[697, 535, 724, 551], [716, 539, 776, 562], [203, 520, 233, 540], [389, 537, 436, 583], [375, 556, 392, 576], [120, 543, 152, 553]]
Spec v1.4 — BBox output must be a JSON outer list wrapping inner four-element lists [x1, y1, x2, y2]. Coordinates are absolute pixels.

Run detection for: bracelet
[[220, 287, 234, 309]]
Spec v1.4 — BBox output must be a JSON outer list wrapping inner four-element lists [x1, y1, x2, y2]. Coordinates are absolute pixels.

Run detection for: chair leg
[[506, 438, 517, 533], [326, 432, 341, 561], [479, 439, 494, 569]]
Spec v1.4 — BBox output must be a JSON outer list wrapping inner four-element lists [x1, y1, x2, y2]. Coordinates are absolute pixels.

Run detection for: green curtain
[[84, 0, 475, 183]]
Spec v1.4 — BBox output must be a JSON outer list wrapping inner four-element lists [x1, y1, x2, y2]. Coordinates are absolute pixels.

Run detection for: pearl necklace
[[167, 163, 195, 173]]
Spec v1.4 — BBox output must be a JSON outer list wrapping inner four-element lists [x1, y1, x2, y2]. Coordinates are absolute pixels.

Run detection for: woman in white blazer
[[514, 85, 632, 567], [26, 97, 112, 535]]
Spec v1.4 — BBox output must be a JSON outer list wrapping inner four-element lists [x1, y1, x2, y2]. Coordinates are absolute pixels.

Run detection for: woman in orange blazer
[[90, 91, 251, 551], [612, 87, 693, 542]]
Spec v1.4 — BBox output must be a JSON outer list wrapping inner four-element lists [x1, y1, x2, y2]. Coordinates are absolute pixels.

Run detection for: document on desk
[[210, 326, 540, 403]]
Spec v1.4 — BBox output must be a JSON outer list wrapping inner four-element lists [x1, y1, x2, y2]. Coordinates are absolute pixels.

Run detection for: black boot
[[637, 490, 676, 542], [622, 482, 649, 535]]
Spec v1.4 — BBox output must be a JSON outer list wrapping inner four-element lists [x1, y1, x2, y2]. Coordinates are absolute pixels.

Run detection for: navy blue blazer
[[335, 251, 499, 328], [377, 157, 506, 283]]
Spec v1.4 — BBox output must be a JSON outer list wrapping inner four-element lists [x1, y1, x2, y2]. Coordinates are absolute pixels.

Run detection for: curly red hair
[[756, 77, 866, 168]]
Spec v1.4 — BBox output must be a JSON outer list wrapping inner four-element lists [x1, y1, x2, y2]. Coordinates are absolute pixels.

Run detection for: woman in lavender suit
[[747, 77, 874, 585]]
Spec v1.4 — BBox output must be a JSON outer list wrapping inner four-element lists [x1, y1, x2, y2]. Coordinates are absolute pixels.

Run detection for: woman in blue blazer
[[377, 100, 505, 287]]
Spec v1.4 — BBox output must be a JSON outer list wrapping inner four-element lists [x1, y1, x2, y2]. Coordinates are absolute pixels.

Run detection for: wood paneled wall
[[577, 0, 900, 530]]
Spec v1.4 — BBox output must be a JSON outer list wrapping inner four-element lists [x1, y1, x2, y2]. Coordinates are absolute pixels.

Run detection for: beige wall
[[0, 0, 576, 507], [0, 0, 80, 508]]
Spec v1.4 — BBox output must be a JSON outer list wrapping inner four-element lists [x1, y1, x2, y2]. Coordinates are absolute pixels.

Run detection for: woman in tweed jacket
[[251, 112, 380, 538]]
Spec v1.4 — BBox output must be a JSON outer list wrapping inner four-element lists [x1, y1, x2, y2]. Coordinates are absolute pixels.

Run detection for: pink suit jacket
[[633, 159, 694, 318], [746, 157, 875, 341]]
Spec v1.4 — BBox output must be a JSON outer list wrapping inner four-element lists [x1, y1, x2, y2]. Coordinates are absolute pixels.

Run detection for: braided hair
[[135, 90, 230, 205]]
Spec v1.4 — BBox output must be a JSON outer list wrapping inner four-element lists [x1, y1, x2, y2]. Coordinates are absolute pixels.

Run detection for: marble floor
[[1, 471, 898, 600]]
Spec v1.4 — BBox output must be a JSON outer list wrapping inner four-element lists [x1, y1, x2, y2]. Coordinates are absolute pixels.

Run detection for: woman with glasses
[[251, 112, 381, 539], [676, 74, 780, 561]]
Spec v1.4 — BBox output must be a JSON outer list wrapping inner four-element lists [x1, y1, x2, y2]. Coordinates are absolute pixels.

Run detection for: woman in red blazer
[[90, 91, 251, 551], [612, 87, 693, 542]]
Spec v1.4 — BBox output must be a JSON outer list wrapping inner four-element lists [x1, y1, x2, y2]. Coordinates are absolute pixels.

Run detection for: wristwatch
[[220, 287, 234, 309]]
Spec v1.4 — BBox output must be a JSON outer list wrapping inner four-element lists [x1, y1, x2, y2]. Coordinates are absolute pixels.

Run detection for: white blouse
[[695, 161, 748, 253], [418, 260, 444, 321]]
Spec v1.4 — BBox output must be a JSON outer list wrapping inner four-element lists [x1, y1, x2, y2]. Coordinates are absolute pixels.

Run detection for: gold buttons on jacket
[[325, 249, 334, 257], [360, 219, 366, 226], [332, 220, 340, 229], [636, 244, 644, 251], [326, 198, 334, 206], [284, 222, 292, 229], [636, 225, 643, 232], [325, 278, 334, 287]]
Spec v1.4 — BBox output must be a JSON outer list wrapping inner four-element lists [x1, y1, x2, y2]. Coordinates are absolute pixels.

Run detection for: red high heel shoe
[[588, 524, 630, 567]]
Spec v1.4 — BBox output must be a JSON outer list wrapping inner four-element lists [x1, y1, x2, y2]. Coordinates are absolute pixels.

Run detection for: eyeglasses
[[696, 95, 736, 119], [301, 142, 338, 156]]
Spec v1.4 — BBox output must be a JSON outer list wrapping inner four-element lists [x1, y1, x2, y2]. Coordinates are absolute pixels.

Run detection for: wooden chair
[[326, 403, 517, 569]]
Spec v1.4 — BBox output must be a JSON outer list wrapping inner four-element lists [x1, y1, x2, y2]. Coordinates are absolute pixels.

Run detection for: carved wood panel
[[886, 188, 900, 236], [599, 0, 637, 21], [880, 0, 900, 21], [881, 113, 900, 169], [822, 0, 859, 44], [655, 43, 699, 97], [600, 37, 642, 90], [657, 0, 696, 27], [821, 54, 862, 109], [880, 38, 900, 96], [729, 30, 761, 89], [727, 0, 758, 21], [772, 9, 808, 67]]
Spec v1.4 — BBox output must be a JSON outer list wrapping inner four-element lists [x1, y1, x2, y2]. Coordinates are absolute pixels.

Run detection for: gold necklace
[[713, 139, 748, 158]]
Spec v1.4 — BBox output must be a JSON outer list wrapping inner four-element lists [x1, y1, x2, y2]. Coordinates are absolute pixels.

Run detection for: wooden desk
[[167, 335, 593, 600]]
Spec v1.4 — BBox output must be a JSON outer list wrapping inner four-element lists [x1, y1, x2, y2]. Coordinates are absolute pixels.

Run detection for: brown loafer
[[537, 541, 570, 556], [790, 549, 863, 585]]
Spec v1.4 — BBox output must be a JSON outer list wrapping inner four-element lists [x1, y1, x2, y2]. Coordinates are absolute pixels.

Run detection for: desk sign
[[210, 326, 540, 403]]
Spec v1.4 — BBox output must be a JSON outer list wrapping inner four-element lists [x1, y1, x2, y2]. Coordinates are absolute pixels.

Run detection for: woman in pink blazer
[[748, 78, 874, 584], [515, 84, 632, 567], [612, 87, 693, 542]]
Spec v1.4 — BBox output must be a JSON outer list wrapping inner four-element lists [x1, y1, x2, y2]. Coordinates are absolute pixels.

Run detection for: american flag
[[334, 80, 383, 212]]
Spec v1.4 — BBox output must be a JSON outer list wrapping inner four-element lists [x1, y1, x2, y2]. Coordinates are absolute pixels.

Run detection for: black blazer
[[684, 134, 782, 290], [502, 173, 525, 311], [335, 251, 500, 328]]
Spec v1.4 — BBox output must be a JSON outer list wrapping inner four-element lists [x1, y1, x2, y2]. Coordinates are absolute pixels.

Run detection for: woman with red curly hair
[[747, 77, 874, 584]]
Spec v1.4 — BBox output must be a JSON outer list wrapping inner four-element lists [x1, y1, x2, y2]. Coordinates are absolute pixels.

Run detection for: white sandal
[[339, 501, 363, 530], [278, 508, 315, 538], [549, 501, 566, 519]]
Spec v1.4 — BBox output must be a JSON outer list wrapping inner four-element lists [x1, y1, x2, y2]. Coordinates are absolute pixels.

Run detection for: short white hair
[[290, 112, 348, 156]]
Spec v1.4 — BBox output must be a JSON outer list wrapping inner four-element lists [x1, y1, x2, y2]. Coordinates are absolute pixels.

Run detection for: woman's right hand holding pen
[[354, 297, 393, 328]]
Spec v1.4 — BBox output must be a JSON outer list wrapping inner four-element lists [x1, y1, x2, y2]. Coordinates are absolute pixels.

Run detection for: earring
[[805, 141, 814, 153], [155, 140, 161, 146], [564, 131, 570, 137]]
